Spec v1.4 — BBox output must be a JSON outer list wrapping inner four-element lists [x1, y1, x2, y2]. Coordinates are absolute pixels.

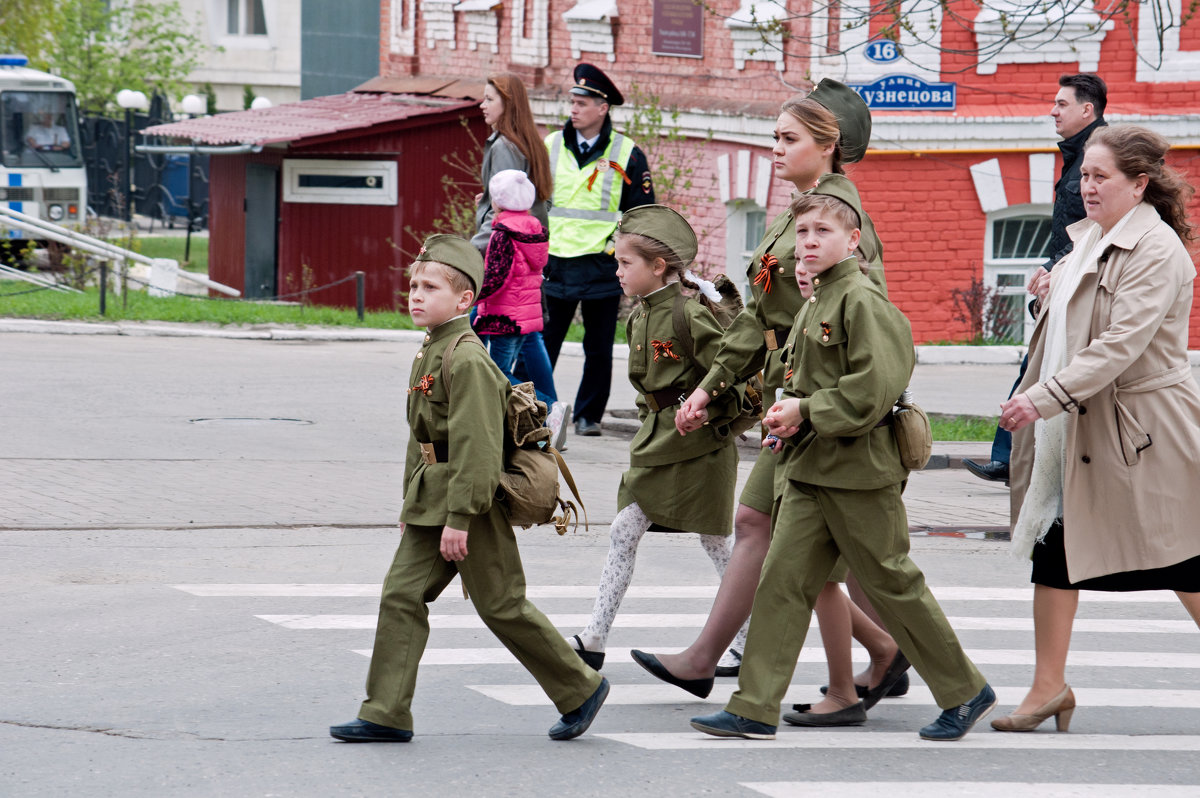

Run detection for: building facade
[[375, 0, 1200, 344]]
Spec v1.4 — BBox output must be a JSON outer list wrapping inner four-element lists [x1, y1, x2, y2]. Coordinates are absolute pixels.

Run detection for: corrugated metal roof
[[141, 92, 478, 146]]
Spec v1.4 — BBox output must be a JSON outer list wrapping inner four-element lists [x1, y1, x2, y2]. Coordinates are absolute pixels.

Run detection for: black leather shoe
[[714, 648, 742, 677], [630, 649, 714, 699], [329, 718, 413, 742], [963, 459, 1010, 485], [549, 677, 610, 740], [862, 651, 911, 711], [821, 671, 910, 699], [570, 634, 604, 671], [783, 701, 867, 727], [574, 418, 602, 436]]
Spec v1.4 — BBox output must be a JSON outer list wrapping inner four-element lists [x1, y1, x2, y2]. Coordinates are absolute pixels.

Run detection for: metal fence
[[80, 99, 209, 230]]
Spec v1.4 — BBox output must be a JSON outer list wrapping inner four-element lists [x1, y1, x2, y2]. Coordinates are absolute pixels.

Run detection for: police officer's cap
[[808, 78, 871, 164], [617, 205, 697, 266], [415, 234, 484, 295], [570, 63, 624, 106]]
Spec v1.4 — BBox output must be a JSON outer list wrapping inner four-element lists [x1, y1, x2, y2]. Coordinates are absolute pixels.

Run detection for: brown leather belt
[[418, 440, 449, 464], [763, 328, 789, 351], [643, 388, 687, 412]]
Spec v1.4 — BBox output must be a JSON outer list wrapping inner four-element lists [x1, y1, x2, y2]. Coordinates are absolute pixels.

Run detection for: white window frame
[[725, 199, 766, 297], [282, 159, 398, 206], [983, 203, 1052, 343], [212, 0, 273, 50]]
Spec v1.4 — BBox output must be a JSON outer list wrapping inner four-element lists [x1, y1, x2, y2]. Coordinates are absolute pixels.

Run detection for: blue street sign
[[848, 74, 956, 110], [864, 40, 901, 63]]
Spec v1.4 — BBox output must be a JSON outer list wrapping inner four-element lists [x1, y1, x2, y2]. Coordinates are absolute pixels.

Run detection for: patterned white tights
[[575, 502, 735, 652]]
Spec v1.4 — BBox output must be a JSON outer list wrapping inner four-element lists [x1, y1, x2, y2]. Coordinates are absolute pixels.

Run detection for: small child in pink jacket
[[473, 169, 569, 446]]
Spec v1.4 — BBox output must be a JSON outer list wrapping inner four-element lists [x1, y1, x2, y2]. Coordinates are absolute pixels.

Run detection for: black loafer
[[783, 701, 867, 727], [574, 418, 602, 436], [963, 459, 1010, 485], [329, 718, 413, 743], [630, 649, 713, 699], [714, 648, 742, 677], [549, 677, 610, 740], [570, 635, 604, 671], [862, 651, 911, 711], [821, 671, 910, 699]]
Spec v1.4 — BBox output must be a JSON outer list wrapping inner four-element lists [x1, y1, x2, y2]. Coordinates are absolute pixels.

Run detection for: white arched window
[[725, 199, 766, 296], [984, 204, 1052, 343]]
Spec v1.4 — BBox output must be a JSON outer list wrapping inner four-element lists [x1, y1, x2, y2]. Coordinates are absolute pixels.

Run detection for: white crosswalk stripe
[[743, 784, 1200, 798], [175, 581, 1200, 793]]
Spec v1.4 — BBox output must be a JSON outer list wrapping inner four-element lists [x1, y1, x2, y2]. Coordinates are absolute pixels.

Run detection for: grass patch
[[929, 413, 998, 441], [131, 236, 209, 273], [1, 279, 625, 342], [0, 280, 417, 328]]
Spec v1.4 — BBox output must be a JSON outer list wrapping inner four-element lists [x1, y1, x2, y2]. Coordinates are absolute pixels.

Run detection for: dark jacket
[[543, 115, 655, 300], [1045, 117, 1107, 271]]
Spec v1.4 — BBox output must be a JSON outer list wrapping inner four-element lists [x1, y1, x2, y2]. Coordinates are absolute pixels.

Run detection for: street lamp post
[[179, 94, 207, 264], [115, 90, 149, 222]]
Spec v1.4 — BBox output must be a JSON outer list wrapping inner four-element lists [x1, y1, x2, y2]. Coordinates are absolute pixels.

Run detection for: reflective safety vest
[[545, 129, 636, 258]]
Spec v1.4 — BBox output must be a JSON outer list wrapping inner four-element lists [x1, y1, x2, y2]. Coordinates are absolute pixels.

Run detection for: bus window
[[2, 91, 83, 169]]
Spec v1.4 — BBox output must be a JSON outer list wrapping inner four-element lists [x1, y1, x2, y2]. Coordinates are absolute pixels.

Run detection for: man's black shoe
[[575, 418, 602, 436], [963, 459, 1009, 485]]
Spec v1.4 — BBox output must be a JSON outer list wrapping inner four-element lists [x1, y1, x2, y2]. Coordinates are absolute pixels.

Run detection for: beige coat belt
[[1112, 363, 1192, 466]]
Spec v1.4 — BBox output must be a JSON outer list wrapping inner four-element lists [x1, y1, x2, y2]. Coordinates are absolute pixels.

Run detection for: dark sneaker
[[918, 683, 997, 741], [329, 718, 413, 743], [690, 710, 776, 740], [549, 677, 610, 740]]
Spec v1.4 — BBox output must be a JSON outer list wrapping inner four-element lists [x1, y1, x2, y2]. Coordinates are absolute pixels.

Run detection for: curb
[[6, 319, 1200, 366]]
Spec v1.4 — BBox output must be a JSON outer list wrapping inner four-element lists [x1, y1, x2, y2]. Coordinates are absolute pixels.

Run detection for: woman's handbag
[[892, 389, 932, 470]]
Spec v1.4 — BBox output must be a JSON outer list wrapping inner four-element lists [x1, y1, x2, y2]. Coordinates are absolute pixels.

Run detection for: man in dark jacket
[[541, 64, 655, 437], [965, 74, 1107, 484]]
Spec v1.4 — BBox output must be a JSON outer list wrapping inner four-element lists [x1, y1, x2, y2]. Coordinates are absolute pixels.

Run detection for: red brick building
[[376, 0, 1200, 343]]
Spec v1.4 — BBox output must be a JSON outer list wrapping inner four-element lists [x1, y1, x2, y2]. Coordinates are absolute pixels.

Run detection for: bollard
[[355, 271, 365, 322], [99, 261, 107, 316]]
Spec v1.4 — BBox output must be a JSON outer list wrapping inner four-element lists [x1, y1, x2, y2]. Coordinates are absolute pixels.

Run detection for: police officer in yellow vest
[[542, 63, 655, 437]]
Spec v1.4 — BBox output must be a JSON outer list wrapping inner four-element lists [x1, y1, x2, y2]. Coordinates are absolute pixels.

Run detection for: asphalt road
[[2, 331, 1198, 797]]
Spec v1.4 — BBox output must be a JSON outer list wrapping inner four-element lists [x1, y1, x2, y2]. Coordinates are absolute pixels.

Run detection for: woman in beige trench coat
[[995, 124, 1200, 733]]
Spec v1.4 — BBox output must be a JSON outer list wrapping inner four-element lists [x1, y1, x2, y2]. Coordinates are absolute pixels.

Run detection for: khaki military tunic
[[697, 175, 886, 511], [359, 316, 602, 731], [617, 282, 740, 536]]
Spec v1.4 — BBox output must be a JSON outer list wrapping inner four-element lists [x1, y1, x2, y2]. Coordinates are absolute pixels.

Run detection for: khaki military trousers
[[725, 480, 986, 725], [358, 502, 602, 731]]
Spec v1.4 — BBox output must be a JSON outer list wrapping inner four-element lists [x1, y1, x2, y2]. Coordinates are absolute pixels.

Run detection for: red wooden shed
[[143, 87, 486, 311]]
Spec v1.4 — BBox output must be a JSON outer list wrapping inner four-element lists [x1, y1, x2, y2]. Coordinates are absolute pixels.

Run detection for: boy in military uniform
[[690, 191, 995, 742], [331, 234, 609, 743]]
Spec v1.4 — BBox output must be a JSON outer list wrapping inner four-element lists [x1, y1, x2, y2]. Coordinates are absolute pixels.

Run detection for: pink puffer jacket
[[474, 209, 549, 335]]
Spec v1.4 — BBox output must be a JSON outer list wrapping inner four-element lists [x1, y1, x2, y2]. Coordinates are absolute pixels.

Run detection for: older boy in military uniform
[[331, 235, 608, 743], [691, 189, 995, 742]]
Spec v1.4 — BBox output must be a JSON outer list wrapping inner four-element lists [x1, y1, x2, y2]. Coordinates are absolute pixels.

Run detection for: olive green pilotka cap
[[616, 204, 698, 266], [810, 173, 865, 227], [808, 78, 872, 164], [415, 233, 484, 294]]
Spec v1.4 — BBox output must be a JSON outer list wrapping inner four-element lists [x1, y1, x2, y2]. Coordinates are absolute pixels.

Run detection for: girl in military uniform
[[636, 80, 906, 720], [565, 205, 742, 677]]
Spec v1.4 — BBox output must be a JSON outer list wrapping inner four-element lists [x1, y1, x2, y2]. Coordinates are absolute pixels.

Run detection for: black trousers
[[542, 293, 620, 424]]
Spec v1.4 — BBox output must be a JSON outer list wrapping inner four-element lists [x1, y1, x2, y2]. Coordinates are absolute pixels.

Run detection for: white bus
[[0, 54, 87, 259]]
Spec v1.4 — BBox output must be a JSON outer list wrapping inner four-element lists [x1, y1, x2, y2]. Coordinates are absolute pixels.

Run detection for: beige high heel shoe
[[990, 685, 1076, 732]]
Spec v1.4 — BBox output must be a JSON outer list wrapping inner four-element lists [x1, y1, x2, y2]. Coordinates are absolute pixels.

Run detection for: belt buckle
[[763, 330, 778, 350], [419, 442, 436, 465]]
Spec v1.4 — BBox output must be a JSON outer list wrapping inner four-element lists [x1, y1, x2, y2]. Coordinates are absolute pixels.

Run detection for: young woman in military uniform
[[634, 80, 907, 721], [565, 205, 744, 674]]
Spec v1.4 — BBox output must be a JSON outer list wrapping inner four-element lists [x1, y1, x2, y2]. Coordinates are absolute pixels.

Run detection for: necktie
[[578, 141, 589, 158]]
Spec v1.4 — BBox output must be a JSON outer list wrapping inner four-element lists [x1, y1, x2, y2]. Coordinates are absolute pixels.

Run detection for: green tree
[[48, 0, 204, 114], [0, 0, 66, 70]]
